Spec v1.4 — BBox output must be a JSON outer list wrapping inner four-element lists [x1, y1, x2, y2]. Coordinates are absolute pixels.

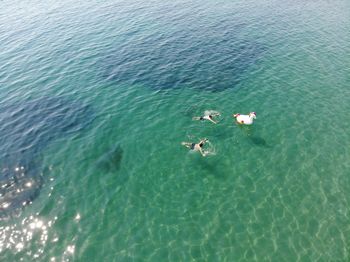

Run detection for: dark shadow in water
[[99, 31, 267, 92], [96, 144, 123, 173], [248, 136, 270, 148], [0, 96, 95, 220], [199, 158, 227, 180]]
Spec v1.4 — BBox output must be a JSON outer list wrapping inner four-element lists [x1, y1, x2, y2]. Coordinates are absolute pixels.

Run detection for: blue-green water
[[1, 0, 350, 261]]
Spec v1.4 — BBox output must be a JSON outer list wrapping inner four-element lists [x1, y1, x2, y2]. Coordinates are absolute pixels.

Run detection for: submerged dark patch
[[249, 136, 270, 147], [96, 144, 123, 173], [100, 25, 266, 92], [0, 96, 94, 220]]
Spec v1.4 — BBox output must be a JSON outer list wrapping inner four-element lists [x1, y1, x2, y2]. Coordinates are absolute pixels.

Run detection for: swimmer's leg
[[181, 142, 192, 149], [192, 117, 202, 121]]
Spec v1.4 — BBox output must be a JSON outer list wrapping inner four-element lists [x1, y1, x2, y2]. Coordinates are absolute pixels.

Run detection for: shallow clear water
[[1, 0, 350, 261]]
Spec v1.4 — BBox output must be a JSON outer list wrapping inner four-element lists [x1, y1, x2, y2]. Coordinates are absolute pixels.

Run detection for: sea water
[[1, 0, 350, 261]]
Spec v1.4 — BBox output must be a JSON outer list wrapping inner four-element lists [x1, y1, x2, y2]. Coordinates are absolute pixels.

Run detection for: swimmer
[[182, 138, 208, 157], [193, 112, 220, 124]]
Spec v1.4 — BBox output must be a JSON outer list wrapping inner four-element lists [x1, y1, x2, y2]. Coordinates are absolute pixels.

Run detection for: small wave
[[204, 110, 220, 116]]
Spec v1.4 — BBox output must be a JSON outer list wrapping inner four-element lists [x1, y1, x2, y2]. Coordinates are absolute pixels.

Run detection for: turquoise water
[[1, 0, 350, 261]]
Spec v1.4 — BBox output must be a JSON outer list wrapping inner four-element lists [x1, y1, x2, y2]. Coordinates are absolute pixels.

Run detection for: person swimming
[[181, 138, 208, 157], [193, 112, 220, 124]]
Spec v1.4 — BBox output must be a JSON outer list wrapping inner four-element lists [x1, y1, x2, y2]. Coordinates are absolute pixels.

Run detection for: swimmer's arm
[[208, 118, 217, 124], [199, 148, 206, 157]]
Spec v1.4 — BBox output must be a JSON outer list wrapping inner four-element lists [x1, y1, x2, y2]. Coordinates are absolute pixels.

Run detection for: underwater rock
[[100, 34, 266, 92], [0, 96, 94, 155], [0, 96, 94, 220]]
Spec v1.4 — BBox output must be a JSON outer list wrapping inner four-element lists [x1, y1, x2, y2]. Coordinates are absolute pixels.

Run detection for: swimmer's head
[[200, 138, 208, 145]]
